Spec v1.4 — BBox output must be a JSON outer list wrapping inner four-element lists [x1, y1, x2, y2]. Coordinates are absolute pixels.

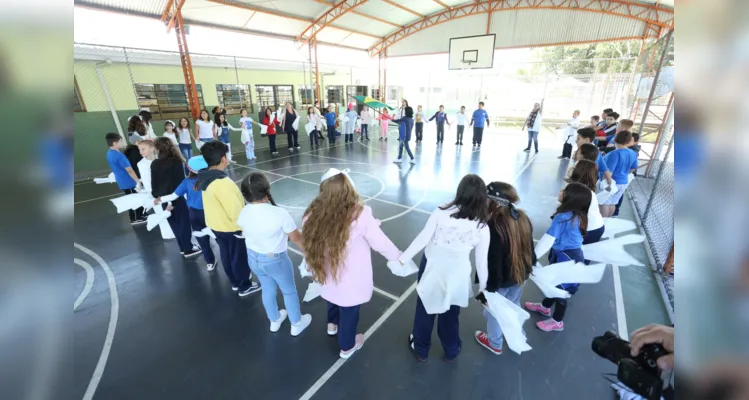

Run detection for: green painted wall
[[74, 60, 351, 176]]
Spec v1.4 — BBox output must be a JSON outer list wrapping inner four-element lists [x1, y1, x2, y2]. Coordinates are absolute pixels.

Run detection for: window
[[216, 84, 252, 114], [387, 86, 399, 101], [370, 86, 381, 101], [298, 85, 314, 107], [346, 85, 367, 98], [326, 85, 343, 105], [74, 77, 86, 112], [254, 85, 296, 112], [134, 83, 204, 120]]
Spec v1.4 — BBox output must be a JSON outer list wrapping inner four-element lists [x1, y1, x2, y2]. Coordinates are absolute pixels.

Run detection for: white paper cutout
[[196, 140, 204, 150], [482, 291, 532, 354], [386, 260, 418, 277], [304, 122, 315, 135], [259, 124, 268, 135], [601, 218, 637, 239], [298, 258, 312, 278], [292, 117, 299, 131], [596, 179, 618, 204], [529, 274, 572, 299], [110, 193, 153, 214], [531, 261, 607, 286], [581, 234, 646, 266], [303, 282, 322, 302], [192, 227, 216, 239], [94, 172, 115, 184], [147, 211, 171, 231], [159, 220, 175, 239]]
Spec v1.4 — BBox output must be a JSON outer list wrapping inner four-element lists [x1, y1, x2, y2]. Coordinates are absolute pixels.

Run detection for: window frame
[[215, 84, 253, 115], [133, 83, 205, 120], [74, 76, 86, 112]]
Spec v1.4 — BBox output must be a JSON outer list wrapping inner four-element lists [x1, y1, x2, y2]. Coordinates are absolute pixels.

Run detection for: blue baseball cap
[[187, 155, 208, 173]]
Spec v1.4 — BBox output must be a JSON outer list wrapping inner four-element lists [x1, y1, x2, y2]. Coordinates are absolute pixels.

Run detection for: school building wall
[[74, 60, 355, 176]]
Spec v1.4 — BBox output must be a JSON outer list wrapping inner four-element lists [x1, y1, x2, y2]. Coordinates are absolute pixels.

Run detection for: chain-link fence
[[625, 31, 675, 310]]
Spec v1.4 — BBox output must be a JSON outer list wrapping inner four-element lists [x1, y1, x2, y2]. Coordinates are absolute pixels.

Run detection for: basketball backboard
[[448, 34, 496, 70]]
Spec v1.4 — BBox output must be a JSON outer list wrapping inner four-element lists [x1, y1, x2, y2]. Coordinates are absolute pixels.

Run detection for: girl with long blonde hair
[[302, 169, 402, 359]]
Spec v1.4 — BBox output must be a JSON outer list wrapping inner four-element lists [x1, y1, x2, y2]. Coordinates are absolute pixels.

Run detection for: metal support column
[[174, 11, 201, 120]]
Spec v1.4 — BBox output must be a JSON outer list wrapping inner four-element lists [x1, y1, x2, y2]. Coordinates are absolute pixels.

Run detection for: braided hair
[[240, 172, 276, 205]]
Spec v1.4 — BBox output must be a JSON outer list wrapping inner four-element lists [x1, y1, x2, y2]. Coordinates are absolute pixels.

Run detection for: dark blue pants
[[327, 126, 336, 144], [403, 117, 414, 139], [327, 302, 360, 351], [164, 197, 193, 253], [310, 129, 319, 147], [415, 122, 423, 142], [436, 123, 445, 143], [473, 127, 485, 145], [212, 230, 251, 291], [268, 135, 277, 153], [412, 255, 462, 360], [188, 207, 215, 264], [541, 248, 584, 321], [583, 225, 605, 264], [361, 124, 368, 139]]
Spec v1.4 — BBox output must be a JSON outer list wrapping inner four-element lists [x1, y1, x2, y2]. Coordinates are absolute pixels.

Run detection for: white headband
[[320, 168, 355, 188]]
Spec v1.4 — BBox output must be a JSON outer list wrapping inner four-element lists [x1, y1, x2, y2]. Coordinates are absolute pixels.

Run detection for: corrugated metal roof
[[75, 0, 673, 55]]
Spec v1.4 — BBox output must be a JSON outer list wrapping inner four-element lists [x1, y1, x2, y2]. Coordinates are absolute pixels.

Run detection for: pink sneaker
[[474, 331, 502, 355], [524, 302, 551, 317], [536, 318, 564, 332]]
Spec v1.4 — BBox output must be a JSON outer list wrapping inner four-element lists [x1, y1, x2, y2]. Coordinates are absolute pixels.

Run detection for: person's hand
[[166, 204, 174, 212], [629, 324, 674, 370], [153, 197, 161, 205]]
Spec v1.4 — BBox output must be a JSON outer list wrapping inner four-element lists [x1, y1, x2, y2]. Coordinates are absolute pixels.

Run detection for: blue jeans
[[482, 284, 524, 349], [247, 249, 301, 324], [398, 139, 414, 160], [178, 143, 192, 160], [200, 138, 213, 144], [527, 130, 539, 151]]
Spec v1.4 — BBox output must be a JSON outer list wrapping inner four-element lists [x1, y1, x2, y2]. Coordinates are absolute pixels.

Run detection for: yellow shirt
[[202, 177, 245, 232]]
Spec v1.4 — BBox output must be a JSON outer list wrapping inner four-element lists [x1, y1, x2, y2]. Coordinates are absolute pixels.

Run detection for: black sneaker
[[459, 142, 463, 145], [238, 281, 261, 297], [130, 218, 147, 226], [455, 142, 459, 145], [183, 246, 202, 258], [523, 148, 530, 152], [558, 155, 566, 159]]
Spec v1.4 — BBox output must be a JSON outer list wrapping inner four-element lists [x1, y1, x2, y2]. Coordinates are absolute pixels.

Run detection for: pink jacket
[[304, 205, 401, 307]]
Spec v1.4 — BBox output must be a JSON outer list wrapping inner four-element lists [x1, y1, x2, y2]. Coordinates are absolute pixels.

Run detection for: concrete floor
[[73, 127, 670, 399]]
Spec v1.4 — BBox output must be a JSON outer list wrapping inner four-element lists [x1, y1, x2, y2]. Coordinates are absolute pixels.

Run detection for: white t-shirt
[[176, 128, 191, 144], [237, 203, 297, 254], [163, 132, 178, 146], [238, 117, 254, 131], [196, 120, 214, 139], [588, 189, 604, 231], [137, 158, 153, 193], [564, 117, 581, 144], [455, 112, 467, 126]]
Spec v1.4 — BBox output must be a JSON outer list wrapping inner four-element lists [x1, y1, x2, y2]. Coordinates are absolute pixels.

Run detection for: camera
[[592, 331, 670, 400]]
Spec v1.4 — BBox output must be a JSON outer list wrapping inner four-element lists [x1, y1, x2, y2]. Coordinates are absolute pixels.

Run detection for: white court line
[[74, 193, 120, 205], [373, 287, 399, 302], [613, 264, 629, 340], [74, 243, 120, 400], [74, 258, 95, 311], [298, 152, 539, 400], [299, 282, 418, 400]]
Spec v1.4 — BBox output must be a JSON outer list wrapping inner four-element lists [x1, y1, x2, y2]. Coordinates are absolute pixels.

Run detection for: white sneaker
[[270, 309, 288, 333], [339, 334, 364, 359], [206, 262, 216, 272], [327, 323, 338, 336], [290, 314, 312, 336], [409, 159, 416, 165]]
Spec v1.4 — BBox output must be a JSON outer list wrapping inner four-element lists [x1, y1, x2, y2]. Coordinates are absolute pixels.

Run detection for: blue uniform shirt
[[174, 177, 204, 210], [106, 149, 136, 190], [472, 109, 489, 128], [324, 112, 336, 128], [604, 148, 638, 184], [596, 152, 610, 181], [547, 211, 584, 251]]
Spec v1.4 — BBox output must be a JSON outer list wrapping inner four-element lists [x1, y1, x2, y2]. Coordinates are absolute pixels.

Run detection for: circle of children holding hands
[[102, 106, 644, 360]]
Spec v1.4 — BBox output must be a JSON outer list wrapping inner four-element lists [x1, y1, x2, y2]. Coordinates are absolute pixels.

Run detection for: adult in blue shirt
[[470, 101, 490, 148]]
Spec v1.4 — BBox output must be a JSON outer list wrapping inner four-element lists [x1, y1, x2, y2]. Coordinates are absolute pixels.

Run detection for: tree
[[538, 40, 642, 76]]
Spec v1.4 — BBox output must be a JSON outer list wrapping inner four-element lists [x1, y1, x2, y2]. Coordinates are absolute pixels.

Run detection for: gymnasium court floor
[[73, 127, 670, 399]]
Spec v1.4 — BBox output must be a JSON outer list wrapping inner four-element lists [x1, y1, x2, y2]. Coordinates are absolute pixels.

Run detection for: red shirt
[[263, 115, 279, 135]]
